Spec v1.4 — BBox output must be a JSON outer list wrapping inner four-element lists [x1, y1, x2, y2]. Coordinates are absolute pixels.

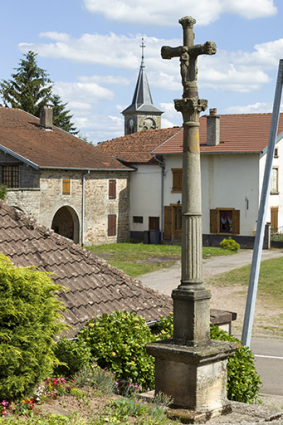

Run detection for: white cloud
[[83, 0, 277, 26], [160, 102, 179, 119], [232, 39, 283, 70], [162, 118, 178, 128], [224, 102, 273, 114], [19, 32, 142, 69], [53, 81, 114, 103], [78, 75, 130, 86], [224, 102, 283, 115]]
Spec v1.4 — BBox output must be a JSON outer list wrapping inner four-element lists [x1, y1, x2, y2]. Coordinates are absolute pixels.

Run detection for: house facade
[[96, 110, 283, 247], [0, 107, 132, 245]]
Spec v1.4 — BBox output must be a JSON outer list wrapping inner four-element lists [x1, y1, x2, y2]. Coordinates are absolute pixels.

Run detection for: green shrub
[[209, 324, 261, 403], [53, 337, 92, 378], [220, 238, 240, 251], [0, 185, 7, 201], [0, 254, 66, 400], [157, 316, 261, 404], [78, 311, 156, 388]]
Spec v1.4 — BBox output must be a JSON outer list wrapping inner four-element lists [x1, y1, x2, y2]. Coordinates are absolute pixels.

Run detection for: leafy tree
[[52, 94, 78, 135], [0, 51, 78, 134], [0, 51, 52, 117]]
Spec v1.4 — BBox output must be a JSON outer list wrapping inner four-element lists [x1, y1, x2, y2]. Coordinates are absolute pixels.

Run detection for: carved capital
[[174, 97, 207, 122], [179, 16, 196, 29]]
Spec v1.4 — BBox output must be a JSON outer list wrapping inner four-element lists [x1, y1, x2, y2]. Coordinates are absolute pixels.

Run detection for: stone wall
[[5, 168, 130, 246]]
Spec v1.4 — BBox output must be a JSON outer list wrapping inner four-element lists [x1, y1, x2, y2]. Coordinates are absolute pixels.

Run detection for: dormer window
[[2, 165, 19, 188]]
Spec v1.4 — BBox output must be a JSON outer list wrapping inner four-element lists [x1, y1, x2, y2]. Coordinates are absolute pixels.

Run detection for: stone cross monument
[[146, 17, 237, 421]]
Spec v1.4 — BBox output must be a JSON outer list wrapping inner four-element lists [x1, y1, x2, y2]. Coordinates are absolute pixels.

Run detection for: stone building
[[0, 106, 132, 245]]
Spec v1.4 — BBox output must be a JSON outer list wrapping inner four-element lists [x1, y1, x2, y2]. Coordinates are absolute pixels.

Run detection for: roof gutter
[[38, 166, 133, 171]]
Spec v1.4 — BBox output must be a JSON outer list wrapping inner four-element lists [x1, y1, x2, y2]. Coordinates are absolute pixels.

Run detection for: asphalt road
[[251, 338, 283, 396], [139, 248, 283, 296], [139, 249, 283, 398]]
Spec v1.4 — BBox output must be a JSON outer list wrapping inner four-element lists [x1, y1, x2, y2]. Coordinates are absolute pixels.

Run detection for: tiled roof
[[96, 127, 182, 163], [0, 201, 173, 338], [0, 108, 130, 171], [153, 113, 283, 155]]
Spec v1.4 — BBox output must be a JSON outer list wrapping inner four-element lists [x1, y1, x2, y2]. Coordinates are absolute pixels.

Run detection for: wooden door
[[172, 205, 182, 240], [164, 206, 172, 239]]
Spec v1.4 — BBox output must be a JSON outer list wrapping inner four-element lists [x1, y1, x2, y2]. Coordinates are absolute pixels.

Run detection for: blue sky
[[1, 0, 283, 143]]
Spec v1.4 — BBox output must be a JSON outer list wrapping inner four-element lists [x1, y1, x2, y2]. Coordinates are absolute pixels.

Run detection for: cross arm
[[161, 46, 186, 60], [189, 41, 217, 57]]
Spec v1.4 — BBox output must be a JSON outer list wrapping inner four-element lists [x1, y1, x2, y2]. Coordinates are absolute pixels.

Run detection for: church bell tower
[[122, 39, 163, 135]]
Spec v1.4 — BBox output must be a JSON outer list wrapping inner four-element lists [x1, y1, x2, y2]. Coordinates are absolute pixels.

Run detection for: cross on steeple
[[140, 38, 146, 68], [161, 16, 216, 98]]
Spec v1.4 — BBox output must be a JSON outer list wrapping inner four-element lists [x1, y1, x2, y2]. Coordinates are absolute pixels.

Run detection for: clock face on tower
[[142, 117, 156, 130]]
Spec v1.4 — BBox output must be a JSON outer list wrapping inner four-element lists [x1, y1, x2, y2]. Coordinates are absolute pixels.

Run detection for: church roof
[[122, 43, 163, 115], [0, 201, 173, 338], [0, 107, 131, 171]]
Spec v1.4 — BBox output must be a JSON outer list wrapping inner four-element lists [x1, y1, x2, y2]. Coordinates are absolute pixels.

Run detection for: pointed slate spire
[[122, 39, 162, 114]]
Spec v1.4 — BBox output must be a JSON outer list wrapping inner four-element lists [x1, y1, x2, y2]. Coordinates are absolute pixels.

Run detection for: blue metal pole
[[242, 60, 283, 347]]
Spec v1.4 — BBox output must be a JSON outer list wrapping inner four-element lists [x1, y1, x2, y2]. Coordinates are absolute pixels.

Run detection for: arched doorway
[[51, 206, 80, 243]]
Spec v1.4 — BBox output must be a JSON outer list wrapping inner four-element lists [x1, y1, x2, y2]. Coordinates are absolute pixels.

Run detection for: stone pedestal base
[[172, 287, 211, 345], [146, 339, 237, 416]]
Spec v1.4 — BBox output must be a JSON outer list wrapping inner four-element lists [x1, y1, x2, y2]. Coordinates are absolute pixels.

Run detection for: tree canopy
[[0, 51, 78, 134]]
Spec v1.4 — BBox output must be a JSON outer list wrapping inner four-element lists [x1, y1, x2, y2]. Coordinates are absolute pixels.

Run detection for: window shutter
[[210, 209, 218, 233], [172, 169, 182, 192], [232, 210, 240, 235], [164, 206, 172, 239], [108, 214, 117, 236], [109, 179, 117, 199], [271, 207, 279, 232], [62, 179, 70, 195]]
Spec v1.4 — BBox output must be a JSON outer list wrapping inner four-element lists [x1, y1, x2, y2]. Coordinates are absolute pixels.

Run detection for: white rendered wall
[[163, 153, 261, 236], [259, 137, 283, 230], [130, 164, 162, 232]]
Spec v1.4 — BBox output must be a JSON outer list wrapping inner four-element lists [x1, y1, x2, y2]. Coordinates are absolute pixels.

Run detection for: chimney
[[40, 105, 53, 130], [207, 108, 220, 146]]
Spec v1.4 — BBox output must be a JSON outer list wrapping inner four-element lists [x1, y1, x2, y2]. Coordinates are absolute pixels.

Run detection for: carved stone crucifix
[[161, 16, 216, 99]]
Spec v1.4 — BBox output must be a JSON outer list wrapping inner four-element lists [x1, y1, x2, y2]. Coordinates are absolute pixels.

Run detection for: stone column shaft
[[181, 122, 202, 286]]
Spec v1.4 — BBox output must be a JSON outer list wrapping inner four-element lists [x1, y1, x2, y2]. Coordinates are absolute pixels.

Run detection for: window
[[271, 167, 279, 194], [171, 169, 182, 192], [149, 217, 159, 230], [274, 147, 279, 158], [109, 179, 117, 199], [2, 165, 19, 188], [62, 178, 71, 195], [108, 214, 117, 236], [133, 216, 143, 223], [210, 208, 240, 235]]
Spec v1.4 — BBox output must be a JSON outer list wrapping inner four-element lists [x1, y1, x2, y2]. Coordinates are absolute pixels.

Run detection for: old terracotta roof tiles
[[153, 113, 283, 155], [0, 107, 130, 171], [96, 127, 182, 163], [0, 201, 173, 338], [96, 113, 283, 161]]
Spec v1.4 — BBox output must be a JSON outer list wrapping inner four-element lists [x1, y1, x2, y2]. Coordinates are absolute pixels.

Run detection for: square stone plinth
[[146, 339, 237, 414]]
